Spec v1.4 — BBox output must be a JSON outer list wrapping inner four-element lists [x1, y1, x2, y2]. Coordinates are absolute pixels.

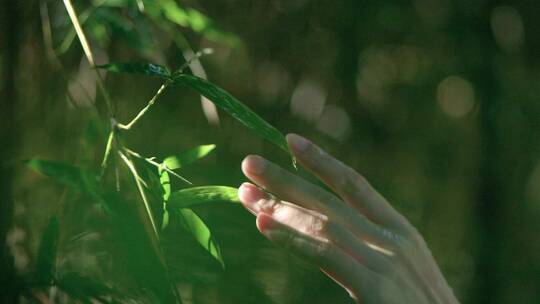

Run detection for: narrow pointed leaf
[[173, 75, 294, 164], [156, 0, 240, 46], [56, 272, 118, 303], [159, 166, 171, 201], [35, 217, 59, 284], [96, 62, 171, 79], [25, 159, 99, 195], [168, 186, 239, 209], [102, 192, 182, 303], [163, 144, 216, 170], [177, 208, 224, 268]]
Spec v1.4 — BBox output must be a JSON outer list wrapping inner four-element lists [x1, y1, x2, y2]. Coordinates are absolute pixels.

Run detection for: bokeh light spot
[[290, 79, 326, 122], [436, 76, 475, 118]]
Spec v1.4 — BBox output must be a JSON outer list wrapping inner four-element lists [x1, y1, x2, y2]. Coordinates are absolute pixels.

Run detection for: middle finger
[[241, 155, 392, 249]]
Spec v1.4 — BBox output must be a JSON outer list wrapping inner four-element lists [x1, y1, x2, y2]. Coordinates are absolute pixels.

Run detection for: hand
[[238, 134, 459, 304]]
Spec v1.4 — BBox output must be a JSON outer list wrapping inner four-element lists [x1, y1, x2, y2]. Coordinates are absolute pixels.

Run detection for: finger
[[286, 133, 409, 231], [256, 212, 379, 302], [238, 183, 393, 273], [241, 156, 390, 247]]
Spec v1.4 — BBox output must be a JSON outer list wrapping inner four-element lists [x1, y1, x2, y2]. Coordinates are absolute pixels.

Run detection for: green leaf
[[156, 0, 240, 46], [159, 167, 171, 201], [25, 159, 100, 194], [172, 75, 294, 165], [176, 208, 224, 268], [102, 192, 182, 303], [56, 272, 116, 303], [168, 186, 239, 209], [35, 217, 59, 285], [92, 0, 130, 7], [96, 62, 171, 79], [163, 144, 216, 170]]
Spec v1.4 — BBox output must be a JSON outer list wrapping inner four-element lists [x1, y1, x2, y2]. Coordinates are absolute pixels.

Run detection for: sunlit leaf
[[168, 186, 239, 209], [92, 0, 130, 7], [176, 208, 224, 268], [159, 167, 171, 201], [159, 166, 171, 231], [91, 7, 155, 54], [156, 0, 239, 46], [25, 159, 100, 194], [172, 75, 294, 164], [96, 62, 171, 79], [163, 144, 216, 170], [35, 217, 59, 285]]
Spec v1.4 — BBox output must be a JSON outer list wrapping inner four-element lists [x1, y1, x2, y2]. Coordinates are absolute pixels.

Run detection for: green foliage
[[173, 74, 294, 164], [102, 192, 182, 303], [98, 58, 294, 164], [147, 0, 240, 46], [55, 272, 118, 304], [96, 62, 171, 78], [35, 217, 59, 285], [25, 159, 100, 196], [176, 208, 224, 268], [163, 144, 216, 170], [24, 0, 293, 302], [168, 186, 239, 209]]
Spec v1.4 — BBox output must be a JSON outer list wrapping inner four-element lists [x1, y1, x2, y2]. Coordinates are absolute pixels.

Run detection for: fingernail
[[256, 213, 276, 232], [238, 183, 261, 205], [287, 134, 309, 153], [244, 155, 267, 174]]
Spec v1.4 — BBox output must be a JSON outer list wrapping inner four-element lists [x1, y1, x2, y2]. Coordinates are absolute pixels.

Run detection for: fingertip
[[256, 213, 276, 233], [242, 155, 267, 176], [238, 182, 264, 205], [286, 133, 310, 154]]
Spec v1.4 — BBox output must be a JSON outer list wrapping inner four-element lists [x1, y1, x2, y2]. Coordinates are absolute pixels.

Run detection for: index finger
[[286, 134, 408, 232]]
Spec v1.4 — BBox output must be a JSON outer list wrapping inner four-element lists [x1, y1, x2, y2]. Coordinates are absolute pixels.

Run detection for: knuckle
[[257, 198, 281, 214], [281, 231, 297, 251], [314, 239, 334, 260], [393, 233, 415, 255], [306, 142, 324, 162], [335, 167, 369, 200], [396, 224, 422, 248], [306, 214, 329, 236], [340, 169, 362, 194], [314, 189, 339, 206]]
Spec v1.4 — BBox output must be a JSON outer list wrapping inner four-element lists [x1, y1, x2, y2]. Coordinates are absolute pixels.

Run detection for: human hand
[[238, 134, 459, 303]]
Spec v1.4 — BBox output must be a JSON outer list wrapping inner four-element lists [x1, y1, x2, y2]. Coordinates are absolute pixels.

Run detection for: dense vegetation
[[1, 0, 540, 303]]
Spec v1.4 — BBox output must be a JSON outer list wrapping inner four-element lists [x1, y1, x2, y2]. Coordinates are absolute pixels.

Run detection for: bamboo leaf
[[159, 166, 171, 202], [168, 186, 239, 209], [35, 217, 59, 285], [96, 62, 171, 79], [25, 159, 100, 195], [172, 75, 295, 165], [163, 144, 216, 170], [176, 208, 224, 268], [156, 0, 239, 46], [102, 192, 182, 303], [56, 272, 117, 303]]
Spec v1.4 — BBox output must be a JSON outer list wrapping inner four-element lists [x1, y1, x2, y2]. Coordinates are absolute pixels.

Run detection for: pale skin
[[238, 134, 459, 304]]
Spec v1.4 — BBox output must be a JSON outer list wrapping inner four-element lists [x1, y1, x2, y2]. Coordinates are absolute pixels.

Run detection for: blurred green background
[[1, 0, 540, 303]]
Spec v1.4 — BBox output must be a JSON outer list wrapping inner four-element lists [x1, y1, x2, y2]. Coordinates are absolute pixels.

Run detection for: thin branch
[[124, 148, 192, 185], [100, 129, 115, 178], [117, 81, 170, 130], [118, 151, 158, 237], [173, 48, 214, 76], [62, 0, 115, 117], [39, 1, 61, 69]]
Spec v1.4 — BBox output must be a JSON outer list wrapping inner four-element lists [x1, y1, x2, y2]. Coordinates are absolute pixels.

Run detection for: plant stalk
[[117, 81, 170, 130], [62, 0, 115, 117]]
